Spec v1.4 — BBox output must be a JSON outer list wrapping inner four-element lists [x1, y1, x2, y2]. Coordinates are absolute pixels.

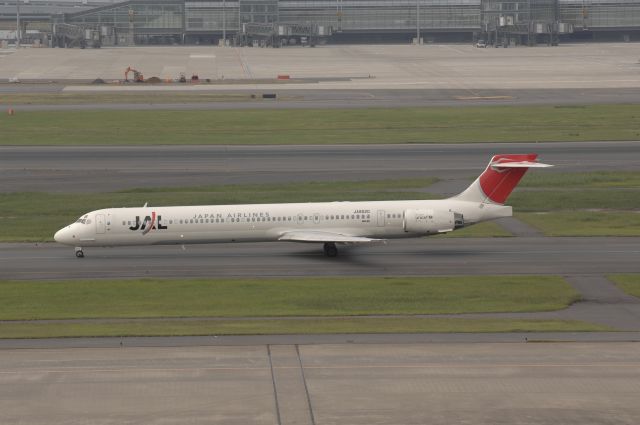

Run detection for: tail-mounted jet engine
[[403, 209, 464, 235]]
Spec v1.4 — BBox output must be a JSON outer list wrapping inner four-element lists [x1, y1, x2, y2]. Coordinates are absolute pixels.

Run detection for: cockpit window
[[75, 215, 90, 225]]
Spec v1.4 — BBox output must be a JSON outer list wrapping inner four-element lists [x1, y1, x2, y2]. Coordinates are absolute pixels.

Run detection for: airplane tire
[[75, 250, 84, 258], [323, 242, 338, 258]]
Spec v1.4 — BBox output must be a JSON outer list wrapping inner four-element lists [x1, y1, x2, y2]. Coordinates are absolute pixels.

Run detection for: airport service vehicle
[[54, 154, 551, 258], [475, 40, 487, 48]]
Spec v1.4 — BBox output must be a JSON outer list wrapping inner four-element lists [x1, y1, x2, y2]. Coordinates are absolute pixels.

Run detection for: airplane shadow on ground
[[286, 245, 482, 266]]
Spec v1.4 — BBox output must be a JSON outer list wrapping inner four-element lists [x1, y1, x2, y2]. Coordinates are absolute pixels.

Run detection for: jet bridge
[[239, 22, 332, 47]]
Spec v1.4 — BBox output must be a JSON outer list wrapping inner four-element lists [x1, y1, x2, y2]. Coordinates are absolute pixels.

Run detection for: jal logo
[[129, 212, 168, 235]]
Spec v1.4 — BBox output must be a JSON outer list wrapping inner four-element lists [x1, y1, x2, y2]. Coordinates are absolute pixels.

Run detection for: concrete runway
[[3, 44, 640, 90], [2, 141, 639, 193], [2, 237, 639, 280], [1, 342, 639, 425]]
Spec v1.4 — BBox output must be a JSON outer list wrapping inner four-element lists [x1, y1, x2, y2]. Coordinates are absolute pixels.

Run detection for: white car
[[476, 40, 487, 48]]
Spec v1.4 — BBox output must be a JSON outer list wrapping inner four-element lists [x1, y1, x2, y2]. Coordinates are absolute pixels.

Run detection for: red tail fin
[[455, 154, 552, 204], [479, 154, 538, 204]]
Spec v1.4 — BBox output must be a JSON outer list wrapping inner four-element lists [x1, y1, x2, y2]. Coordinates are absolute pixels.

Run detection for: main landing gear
[[75, 247, 84, 258], [323, 242, 338, 258]]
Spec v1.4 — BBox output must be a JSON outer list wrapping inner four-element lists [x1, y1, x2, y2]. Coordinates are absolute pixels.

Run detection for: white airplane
[[54, 154, 551, 258]]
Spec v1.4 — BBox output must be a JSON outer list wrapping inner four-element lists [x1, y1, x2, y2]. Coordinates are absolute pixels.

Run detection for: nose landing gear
[[75, 247, 84, 258]]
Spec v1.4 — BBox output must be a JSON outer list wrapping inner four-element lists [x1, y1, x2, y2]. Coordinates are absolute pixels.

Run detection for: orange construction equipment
[[124, 66, 144, 82]]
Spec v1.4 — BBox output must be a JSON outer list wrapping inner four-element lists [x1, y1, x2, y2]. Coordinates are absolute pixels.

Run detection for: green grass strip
[[510, 171, 640, 236], [520, 171, 640, 189], [2, 105, 640, 145], [517, 212, 640, 236], [4, 171, 639, 241], [608, 274, 640, 298], [0, 178, 439, 242], [0, 276, 579, 321], [0, 318, 609, 339], [0, 92, 253, 105], [510, 189, 640, 211]]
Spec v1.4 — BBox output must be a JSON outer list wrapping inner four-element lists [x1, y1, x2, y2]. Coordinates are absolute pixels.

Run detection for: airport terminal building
[[4, 0, 640, 47]]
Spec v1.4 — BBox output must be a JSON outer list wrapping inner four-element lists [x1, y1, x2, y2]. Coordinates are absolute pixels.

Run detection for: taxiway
[[1, 141, 638, 193]]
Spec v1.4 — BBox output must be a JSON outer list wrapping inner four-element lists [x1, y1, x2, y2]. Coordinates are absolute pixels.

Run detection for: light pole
[[222, 0, 226, 46], [16, 0, 20, 48], [416, 0, 420, 44]]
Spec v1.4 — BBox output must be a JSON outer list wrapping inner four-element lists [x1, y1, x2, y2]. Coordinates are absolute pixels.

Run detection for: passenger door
[[96, 214, 106, 234], [377, 210, 385, 227]]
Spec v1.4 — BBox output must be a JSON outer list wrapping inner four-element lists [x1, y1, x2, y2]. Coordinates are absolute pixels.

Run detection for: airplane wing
[[278, 231, 386, 245]]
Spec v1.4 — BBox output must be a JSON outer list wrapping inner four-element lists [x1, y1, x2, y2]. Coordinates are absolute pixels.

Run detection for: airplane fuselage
[[54, 199, 511, 248], [54, 154, 550, 257]]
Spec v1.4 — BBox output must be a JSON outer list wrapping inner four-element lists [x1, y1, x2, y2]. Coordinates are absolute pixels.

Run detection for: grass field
[[4, 171, 639, 241], [0, 92, 255, 105], [2, 104, 640, 145], [608, 274, 640, 298], [0, 178, 442, 242], [0, 318, 608, 339], [511, 171, 640, 236], [519, 171, 640, 189], [0, 275, 591, 338], [0, 276, 579, 320], [516, 212, 640, 236], [0, 177, 514, 241]]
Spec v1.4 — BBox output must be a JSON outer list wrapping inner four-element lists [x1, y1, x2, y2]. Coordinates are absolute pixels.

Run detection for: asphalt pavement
[[3, 237, 639, 280], [6, 87, 640, 110], [2, 141, 638, 193]]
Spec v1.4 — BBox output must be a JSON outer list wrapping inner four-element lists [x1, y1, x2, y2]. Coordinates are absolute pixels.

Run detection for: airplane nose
[[54, 227, 71, 245]]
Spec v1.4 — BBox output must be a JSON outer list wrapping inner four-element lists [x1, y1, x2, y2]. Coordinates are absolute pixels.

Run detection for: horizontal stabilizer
[[279, 231, 386, 245], [491, 161, 553, 169]]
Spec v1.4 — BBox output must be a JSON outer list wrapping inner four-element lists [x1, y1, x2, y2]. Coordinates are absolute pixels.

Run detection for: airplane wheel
[[323, 242, 338, 258], [75, 250, 84, 258]]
